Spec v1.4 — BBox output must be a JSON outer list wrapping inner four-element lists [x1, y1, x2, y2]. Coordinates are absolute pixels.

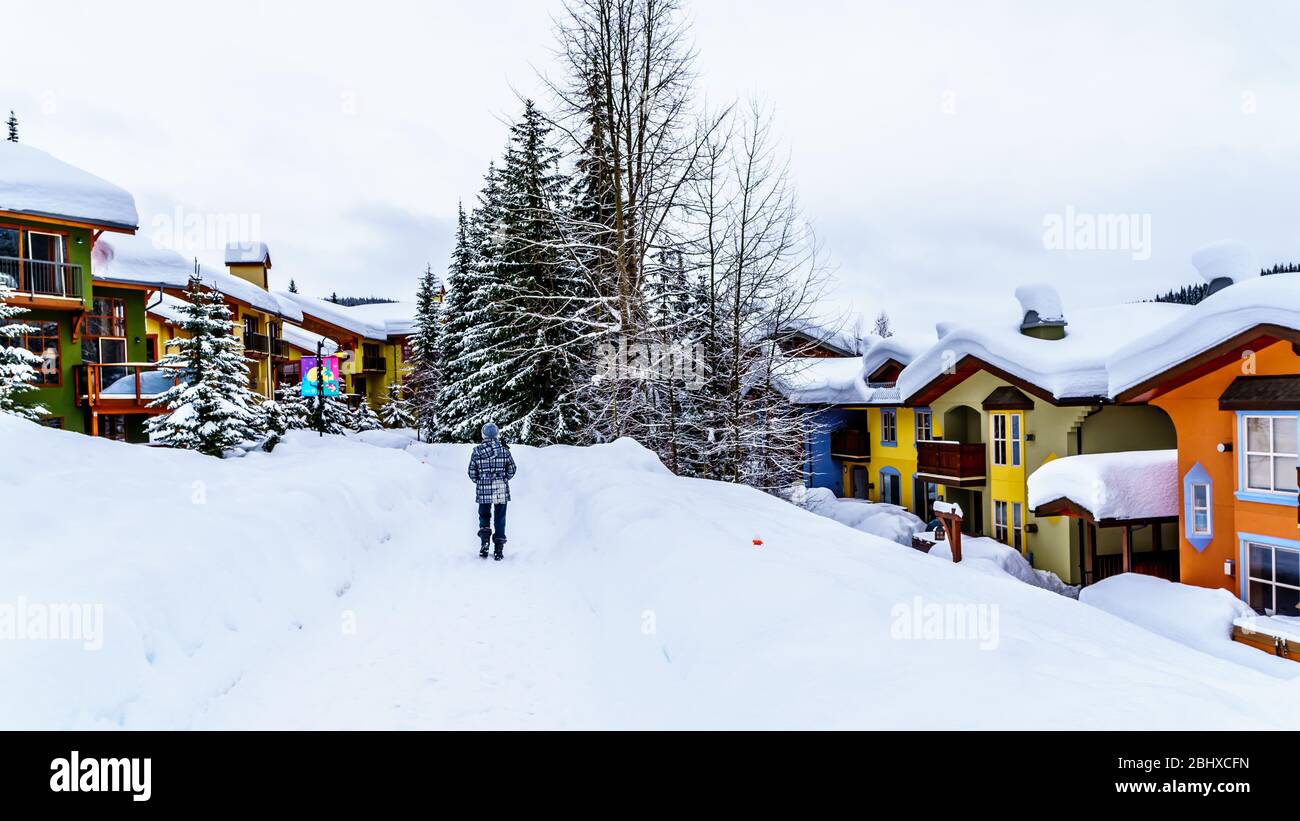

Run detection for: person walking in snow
[[468, 422, 516, 561]]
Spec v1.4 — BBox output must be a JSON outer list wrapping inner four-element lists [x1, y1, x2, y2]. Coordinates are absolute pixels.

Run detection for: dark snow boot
[[493, 538, 506, 562], [478, 528, 492, 559]]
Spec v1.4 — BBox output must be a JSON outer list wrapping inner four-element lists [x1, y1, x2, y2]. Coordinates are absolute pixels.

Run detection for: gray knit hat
[[481, 422, 499, 440]]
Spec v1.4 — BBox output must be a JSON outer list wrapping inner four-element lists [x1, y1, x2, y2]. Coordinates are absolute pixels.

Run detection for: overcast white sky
[[7, 0, 1300, 336]]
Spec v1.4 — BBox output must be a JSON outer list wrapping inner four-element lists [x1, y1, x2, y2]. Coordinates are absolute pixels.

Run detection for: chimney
[[225, 241, 272, 290], [1192, 240, 1257, 298], [1014, 283, 1067, 340]]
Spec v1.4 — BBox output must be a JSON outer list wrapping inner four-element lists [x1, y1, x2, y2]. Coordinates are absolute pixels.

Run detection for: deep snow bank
[[1081, 574, 1300, 679], [3, 417, 1299, 729]]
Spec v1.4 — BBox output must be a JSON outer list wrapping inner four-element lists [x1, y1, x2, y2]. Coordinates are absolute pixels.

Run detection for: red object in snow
[[752, 539, 763, 547]]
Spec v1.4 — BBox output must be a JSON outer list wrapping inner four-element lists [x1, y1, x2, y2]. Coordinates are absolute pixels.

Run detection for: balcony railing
[[76, 363, 180, 409], [361, 355, 386, 373], [0, 256, 84, 301], [830, 429, 870, 459], [271, 338, 292, 359], [916, 440, 987, 485], [243, 331, 271, 354]]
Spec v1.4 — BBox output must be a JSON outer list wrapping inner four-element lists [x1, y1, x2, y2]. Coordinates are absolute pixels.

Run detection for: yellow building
[[897, 288, 1188, 583], [276, 291, 415, 410]]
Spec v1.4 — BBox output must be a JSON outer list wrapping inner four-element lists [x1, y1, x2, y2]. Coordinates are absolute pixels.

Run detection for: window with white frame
[[993, 500, 1008, 544], [1242, 414, 1298, 494], [1189, 482, 1212, 535], [1011, 502, 1023, 551], [991, 413, 1021, 467], [915, 409, 932, 442], [881, 408, 897, 445], [1246, 540, 1300, 616]]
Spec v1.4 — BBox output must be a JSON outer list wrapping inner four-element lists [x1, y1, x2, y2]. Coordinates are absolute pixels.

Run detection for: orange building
[[1110, 267, 1300, 615]]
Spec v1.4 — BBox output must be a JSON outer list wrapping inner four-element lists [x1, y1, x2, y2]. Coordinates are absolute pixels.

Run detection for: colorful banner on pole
[[301, 356, 341, 398]]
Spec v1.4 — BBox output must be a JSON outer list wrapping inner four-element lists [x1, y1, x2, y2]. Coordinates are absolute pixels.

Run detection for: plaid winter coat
[[468, 439, 517, 504]]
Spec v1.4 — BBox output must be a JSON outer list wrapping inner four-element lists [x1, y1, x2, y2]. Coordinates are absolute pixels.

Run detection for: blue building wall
[[804, 407, 848, 495]]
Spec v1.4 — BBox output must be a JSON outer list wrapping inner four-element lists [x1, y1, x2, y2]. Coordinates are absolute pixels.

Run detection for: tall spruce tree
[[437, 163, 505, 442], [288, 278, 299, 293], [476, 99, 590, 445], [0, 280, 45, 420], [6, 112, 17, 143], [147, 272, 262, 455], [408, 258, 447, 441]]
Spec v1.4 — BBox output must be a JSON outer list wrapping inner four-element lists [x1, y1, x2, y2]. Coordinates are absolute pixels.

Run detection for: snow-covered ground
[[4, 416, 1299, 729], [794, 486, 925, 546], [923, 532, 1080, 598]]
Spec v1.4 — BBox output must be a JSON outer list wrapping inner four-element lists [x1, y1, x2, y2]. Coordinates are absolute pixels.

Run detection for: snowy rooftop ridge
[[281, 322, 339, 355], [778, 357, 901, 405], [897, 300, 1191, 402], [860, 333, 930, 382], [1107, 271, 1300, 398], [1027, 449, 1178, 521], [274, 291, 390, 340], [93, 233, 302, 321], [0, 142, 138, 230]]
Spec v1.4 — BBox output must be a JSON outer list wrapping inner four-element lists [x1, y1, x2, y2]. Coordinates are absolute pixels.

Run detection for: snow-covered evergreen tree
[[6, 112, 17, 143], [147, 272, 262, 456], [467, 100, 591, 445], [437, 163, 504, 442], [352, 401, 383, 431], [407, 257, 446, 440], [379, 381, 415, 429], [0, 281, 45, 420], [273, 382, 311, 430], [259, 398, 291, 452], [288, 278, 299, 293]]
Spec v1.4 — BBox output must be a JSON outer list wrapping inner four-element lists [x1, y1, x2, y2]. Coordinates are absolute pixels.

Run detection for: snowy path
[[195, 450, 606, 729]]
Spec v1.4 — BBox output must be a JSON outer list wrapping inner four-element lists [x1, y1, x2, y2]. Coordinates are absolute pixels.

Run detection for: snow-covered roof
[[0, 142, 138, 230], [778, 357, 901, 405], [282, 322, 339, 355], [225, 241, 270, 266], [273, 291, 391, 340], [1108, 272, 1300, 398], [341, 301, 417, 337], [860, 333, 930, 381], [146, 293, 191, 326], [1028, 449, 1177, 521], [898, 300, 1191, 402], [781, 316, 859, 356], [93, 233, 302, 321]]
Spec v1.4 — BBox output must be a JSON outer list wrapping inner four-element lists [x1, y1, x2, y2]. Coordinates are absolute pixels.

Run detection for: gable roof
[[1109, 273, 1300, 401], [1218, 375, 1300, 411], [899, 302, 1191, 405], [0, 142, 138, 231]]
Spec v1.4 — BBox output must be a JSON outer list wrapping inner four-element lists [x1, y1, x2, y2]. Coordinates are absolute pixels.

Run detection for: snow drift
[[3, 416, 1299, 729]]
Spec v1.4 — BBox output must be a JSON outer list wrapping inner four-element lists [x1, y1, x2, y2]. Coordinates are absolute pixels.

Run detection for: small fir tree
[[379, 382, 415, 429], [147, 270, 262, 455]]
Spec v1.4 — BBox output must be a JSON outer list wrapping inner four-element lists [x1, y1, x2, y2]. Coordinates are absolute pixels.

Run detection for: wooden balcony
[[243, 331, 271, 355], [916, 440, 987, 487], [361, 355, 386, 373], [0, 256, 84, 309], [271, 338, 292, 359], [830, 428, 870, 460], [76, 363, 179, 412]]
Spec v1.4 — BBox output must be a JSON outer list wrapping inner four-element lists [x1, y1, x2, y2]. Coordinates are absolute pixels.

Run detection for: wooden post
[[1083, 522, 1096, 586], [935, 504, 964, 563], [1121, 525, 1133, 574]]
